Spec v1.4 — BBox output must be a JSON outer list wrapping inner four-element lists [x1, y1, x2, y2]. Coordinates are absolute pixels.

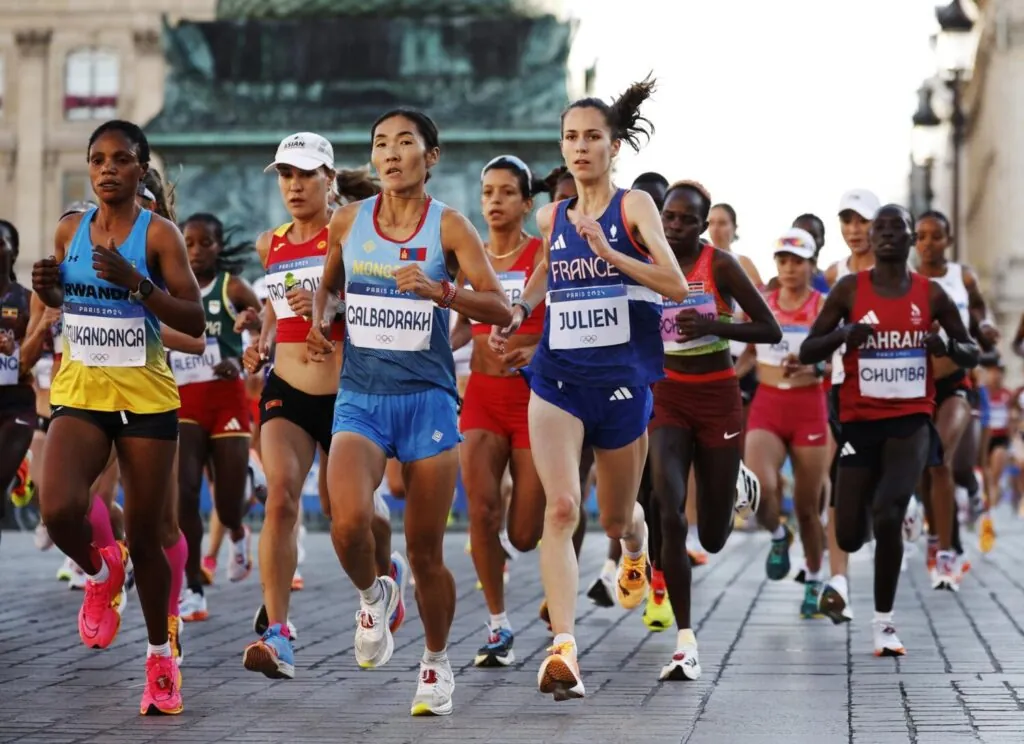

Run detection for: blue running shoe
[[242, 623, 295, 679], [473, 625, 515, 667]]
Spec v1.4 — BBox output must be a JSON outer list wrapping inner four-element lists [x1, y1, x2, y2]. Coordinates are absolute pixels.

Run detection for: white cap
[[837, 189, 881, 220], [773, 227, 817, 260], [264, 132, 334, 173]]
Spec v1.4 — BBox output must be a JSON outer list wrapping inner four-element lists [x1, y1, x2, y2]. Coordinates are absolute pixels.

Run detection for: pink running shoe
[[200, 556, 217, 585], [78, 543, 128, 649], [140, 655, 183, 715]]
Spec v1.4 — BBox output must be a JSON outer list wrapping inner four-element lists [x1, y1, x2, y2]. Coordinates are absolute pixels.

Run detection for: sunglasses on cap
[[482, 155, 532, 182]]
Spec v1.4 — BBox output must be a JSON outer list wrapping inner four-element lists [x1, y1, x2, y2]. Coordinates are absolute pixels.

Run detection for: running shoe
[[586, 571, 616, 608], [227, 525, 253, 583], [643, 569, 673, 631], [539, 600, 552, 632], [765, 524, 793, 581], [140, 655, 183, 716], [9, 454, 34, 508], [168, 615, 184, 688], [932, 550, 958, 592], [818, 576, 853, 624], [388, 551, 409, 633], [537, 639, 585, 701], [180, 588, 208, 622], [354, 576, 399, 668], [616, 536, 649, 610], [124, 555, 135, 592], [473, 625, 515, 667], [979, 513, 996, 554], [659, 642, 701, 681], [200, 556, 216, 585], [56, 556, 75, 582], [498, 528, 520, 562], [291, 569, 304, 591], [903, 496, 924, 542], [793, 564, 807, 584], [687, 547, 709, 567], [411, 658, 455, 716], [34, 522, 53, 551], [252, 604, 298, 640], [735, 460, 761, 516], [800, 580, 824, 619], [926, 537, 939, 581], [872, 619, 905, 657], [242, 623, 295, 680], [78, 543, 128, 649]]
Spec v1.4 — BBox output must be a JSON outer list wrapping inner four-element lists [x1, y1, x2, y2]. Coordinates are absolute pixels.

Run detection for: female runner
[[800, 203, 978, 655], [32, 120, 205, 715], [493, 78, 689, 700], [308, 107, 510, 715]]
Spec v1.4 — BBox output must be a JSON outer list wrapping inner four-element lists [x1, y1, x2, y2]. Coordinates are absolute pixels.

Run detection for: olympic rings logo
[[89, 352, 110, 363], [579, 335, 598, 345], [376, 334, 395, 344]]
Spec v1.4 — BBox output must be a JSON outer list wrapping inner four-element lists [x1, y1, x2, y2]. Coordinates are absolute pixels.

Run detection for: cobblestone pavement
[[2, 511, 1024, 744]]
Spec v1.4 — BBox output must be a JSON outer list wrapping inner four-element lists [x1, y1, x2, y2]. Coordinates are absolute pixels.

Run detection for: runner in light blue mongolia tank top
[[333, 195, 461, 462]]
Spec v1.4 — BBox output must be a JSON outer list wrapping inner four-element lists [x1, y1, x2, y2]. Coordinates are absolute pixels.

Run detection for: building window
[[61, 171, 93, 209], [64, 49, 119, 121]]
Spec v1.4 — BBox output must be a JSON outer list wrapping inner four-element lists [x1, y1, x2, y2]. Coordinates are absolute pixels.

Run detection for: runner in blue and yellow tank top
[[491, 77, 688, 702], [308, 107, 510, 716], [31, 120, 205, 717]]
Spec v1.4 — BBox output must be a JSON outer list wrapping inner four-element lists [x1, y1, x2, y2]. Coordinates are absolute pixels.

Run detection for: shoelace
[[547, 641, 575, 657]]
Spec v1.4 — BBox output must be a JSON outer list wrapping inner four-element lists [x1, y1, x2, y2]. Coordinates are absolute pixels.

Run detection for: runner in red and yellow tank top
[[800, 203, 979, 658], [647, 180, 780, 682], [736, 229, 829, 618], [173, 212, 262, 622], [451, 155, 548, 668]]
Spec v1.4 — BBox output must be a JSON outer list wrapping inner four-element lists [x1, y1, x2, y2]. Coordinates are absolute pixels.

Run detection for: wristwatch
[[131, 277, 155, 302]]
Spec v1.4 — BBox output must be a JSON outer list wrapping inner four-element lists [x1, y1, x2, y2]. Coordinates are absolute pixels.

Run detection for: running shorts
[[459, 372, 531, 449], [50, 405, 178, 441], [731, 355, 758, 404], [332, 387, 461, 463], [648, 372, 742, 449], [988, 434, 1010, 453], [836, 413, 942, 470], [747, 384, 828, 447], [529, 372, 652, 451], [934, 370, 970, 411], [179, 378, 251, 437], [827, 383, 842, 440], [260, 371, 335, 453]]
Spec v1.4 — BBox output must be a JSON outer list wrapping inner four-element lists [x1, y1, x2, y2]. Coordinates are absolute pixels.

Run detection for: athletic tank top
[[927, 262, 969, 340], [0, 282, 31, 388], [662, 244, 732, 356], [169, 272, 244, 387], [987, 387, 1011, 434], [757, 289, 822, 368], [531, 189, 663, 387], [342, 195, 457, 398], [471, 237, 545, 336], [811, 271, 830, 294], [727, 250, 754, 358], [53, 208, 179, 414], [839, 271, 934, 423], [265, 223, 344, 344]]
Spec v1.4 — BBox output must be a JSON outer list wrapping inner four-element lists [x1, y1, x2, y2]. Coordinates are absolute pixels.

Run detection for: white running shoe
[[34, 523, 53, 551], [903, 496, 924, 543], [932, 551, 958, 592], [56, 556, 75, 581], [180, 588, 209, 622], [872, 619, 906, 657], [67, 562, 87, 590], [354, 576, 399, 668], [659, 643, 701, 681], [735, 461, 761, 516], [818, 576, 853, 623], [227, 525, 253, 583], [410, 658, 455, 716], [585, 570, 616, 608]]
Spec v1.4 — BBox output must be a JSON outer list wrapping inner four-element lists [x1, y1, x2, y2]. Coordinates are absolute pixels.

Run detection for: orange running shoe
[[616, 547, 649, 609], [537, 639, 585, 701], [140, 655, 183, 715]]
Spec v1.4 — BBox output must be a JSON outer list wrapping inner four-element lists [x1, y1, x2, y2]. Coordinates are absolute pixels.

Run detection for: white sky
[[565, 0, 946, 278]]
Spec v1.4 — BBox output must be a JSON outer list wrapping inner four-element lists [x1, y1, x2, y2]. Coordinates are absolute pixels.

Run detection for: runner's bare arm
[[609, 189, 686, 301], [227, 275, 262, 315], [161, 324, 206, 354], [19, 294, 53, 374], [311, 205, 356, 333], [35, 214, 80, 308], [433, 208, 510, 327], [143, 216, 205, 337], [930, 281, 980, 369], [799, 275, 858, 364], [963, 266, 998, 350], [711, 250, 780, 344], [254, 232, 278, 354]]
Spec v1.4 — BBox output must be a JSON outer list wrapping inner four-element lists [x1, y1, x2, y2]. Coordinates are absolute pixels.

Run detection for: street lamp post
[[911, 84, 941, 218], [933, 0, 976, 262]]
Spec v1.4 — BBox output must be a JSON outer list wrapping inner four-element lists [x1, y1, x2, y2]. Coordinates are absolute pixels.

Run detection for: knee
[[598, 508, 630, 541], [700, 526, 729, 555], [406, 531, 444, 578], [545, 492, 580, 533], [507, 521, 541, 554], [39, 490, 85, 532], [329, 506, 372, 550], [872, 497, 904, 539], [931, 462, 953, 482], [658, 501, 686, 542], [124, 514, 163, 559], [467, 488, 504, 534], [835, 518, 864, 554], [264, 485, 299, 529]]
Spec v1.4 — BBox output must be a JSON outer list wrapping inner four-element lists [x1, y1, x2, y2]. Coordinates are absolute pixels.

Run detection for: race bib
[[266, 256, 324, 320], [471, 271, 525, 326], [548, 285, 629, 350], [64, 303, 146, 367], [0, 343, 20, 385], [858, 348, 927, 399], [757, 325, 809, 367], [990, 404, 1009, 431], [169, 337, 222, 386], [661, 292, 718, 353], [35, 353, 53, 389], [346, 282, 433, 352]]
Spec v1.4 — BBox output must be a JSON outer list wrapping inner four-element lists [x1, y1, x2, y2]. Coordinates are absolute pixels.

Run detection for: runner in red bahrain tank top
[[799, 203, 979, 659]]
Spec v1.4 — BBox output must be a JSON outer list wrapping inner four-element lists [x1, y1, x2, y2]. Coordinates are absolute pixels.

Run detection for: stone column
[[14, 29, 52, 267]]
